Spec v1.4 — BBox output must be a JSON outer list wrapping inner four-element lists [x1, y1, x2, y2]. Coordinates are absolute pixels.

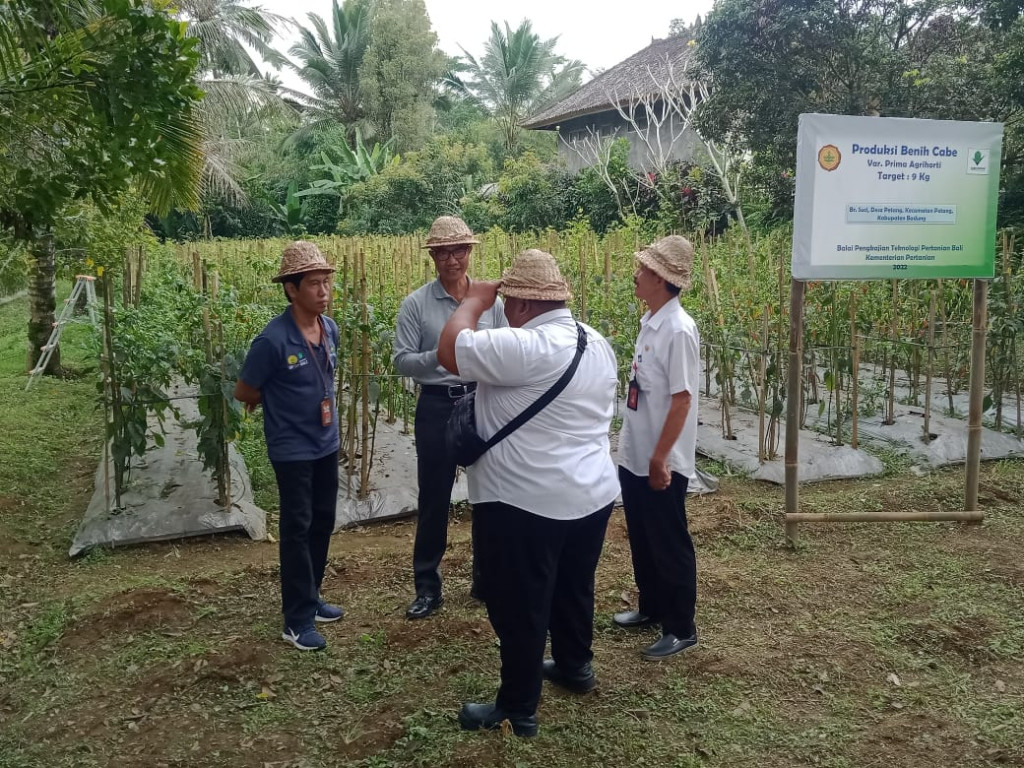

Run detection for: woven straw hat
[[499, 249, 572, 301], [636, 235, 694, 291], [422, 216, 480, 249], [272, 241, 335, 283]]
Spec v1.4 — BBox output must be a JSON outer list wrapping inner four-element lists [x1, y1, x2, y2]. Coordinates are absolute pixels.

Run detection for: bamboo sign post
[[785, 114, 1001, 544]]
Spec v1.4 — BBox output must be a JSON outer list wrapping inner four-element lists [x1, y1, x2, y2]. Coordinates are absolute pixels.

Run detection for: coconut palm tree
[[286, 0, 372, 146], [176, 0, 287, 76], [175, 0, 291, 203], [457, 20, 584, 156]]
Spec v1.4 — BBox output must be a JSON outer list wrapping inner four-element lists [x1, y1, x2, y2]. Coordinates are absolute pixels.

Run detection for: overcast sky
[[254, 0, 716, 93]]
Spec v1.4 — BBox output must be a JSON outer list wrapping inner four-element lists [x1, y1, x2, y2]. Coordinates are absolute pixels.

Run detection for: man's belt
[[420, 382, 477, 399]]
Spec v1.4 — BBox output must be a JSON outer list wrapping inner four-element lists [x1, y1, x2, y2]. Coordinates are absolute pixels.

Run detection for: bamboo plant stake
[[938, 280, 955, 416], [578, 238, 587, 321], [705, 263, 733, 439], [211, 270, 231, 508], [346, 255, 361, 489], [784, 279, 806, 544], [100, 272, 117, 511], [850, 294, 860, 450], [965, 278, 988, 517], [122, 247, 132, 308], [757, 309, 768, 463], [359, 250, 372, 499], [923, 287, 937, 443], [1010, 233, 1022, 437], [134, 245, 144, 307], [201, 262, 213, 366], [598, 240, 606, 303], [336, 252, 350, 466]]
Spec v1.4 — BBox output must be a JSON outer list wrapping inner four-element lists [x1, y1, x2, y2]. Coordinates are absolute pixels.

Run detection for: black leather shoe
[[458, 702, 538, 737], [642, 631, 698, 659], [405, 594, 443, 620], [613, 610, 657, 629], [542, 659, 596, 694]]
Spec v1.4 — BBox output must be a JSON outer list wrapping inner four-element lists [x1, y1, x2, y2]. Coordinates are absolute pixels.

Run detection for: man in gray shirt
[[392, 216, 507, 619]]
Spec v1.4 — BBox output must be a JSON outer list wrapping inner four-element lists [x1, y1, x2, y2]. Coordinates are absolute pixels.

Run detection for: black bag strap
[[482, 322, 587, 451]]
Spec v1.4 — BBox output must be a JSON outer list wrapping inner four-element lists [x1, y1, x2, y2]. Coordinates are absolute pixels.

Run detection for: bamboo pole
[[100, 273, 114, 511], [939, 279, 955, 415], [122, 247, 132, 308], [923, 288, 937, 443], [786, 511, 983, 523], [337, 252, 350, 454], [757, 309, 768, 463], [1007, 232, 1021, 437], [134, 244, 144, 307], [578, 237, 587, 321], [850, 293, 859, 450], [603, 240, 612, 303], [359, 250, 371, 499], [784, 279, 805, 545], [212, 270, 230, 508], [964, 278, 987, 519]]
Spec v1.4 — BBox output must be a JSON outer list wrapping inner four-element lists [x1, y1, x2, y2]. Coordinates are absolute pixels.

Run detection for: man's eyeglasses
[[429, 246, 469, 261]]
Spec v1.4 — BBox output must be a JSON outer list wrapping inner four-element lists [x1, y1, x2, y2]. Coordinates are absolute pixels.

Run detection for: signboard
[[792, 114, 1002, 280]]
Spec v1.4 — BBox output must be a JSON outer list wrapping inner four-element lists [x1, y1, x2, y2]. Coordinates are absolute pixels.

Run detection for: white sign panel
[[792, 114, 1002, 280]]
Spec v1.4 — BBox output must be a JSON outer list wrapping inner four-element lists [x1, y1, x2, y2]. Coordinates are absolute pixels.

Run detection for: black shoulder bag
[[445, 323, 587, 467]]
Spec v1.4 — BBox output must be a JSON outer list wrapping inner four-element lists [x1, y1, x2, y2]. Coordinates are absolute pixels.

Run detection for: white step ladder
[[26, 274, 99, 389]]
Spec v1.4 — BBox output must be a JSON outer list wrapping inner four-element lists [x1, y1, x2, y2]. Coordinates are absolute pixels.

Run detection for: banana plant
[[296, 129, 399, 213], [268, 181, 309, 235]]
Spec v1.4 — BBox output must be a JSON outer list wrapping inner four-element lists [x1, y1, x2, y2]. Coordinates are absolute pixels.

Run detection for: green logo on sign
[[972, 150, 984, 166]]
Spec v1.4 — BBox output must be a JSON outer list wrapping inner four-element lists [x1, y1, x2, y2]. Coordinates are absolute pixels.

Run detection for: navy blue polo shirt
[[240, 308, 340, 462]]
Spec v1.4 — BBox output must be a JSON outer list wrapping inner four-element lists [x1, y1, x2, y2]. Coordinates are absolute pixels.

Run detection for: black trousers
[[474, 501, 613, 717], [271, 451, 338, 629], [413, 393, 460, 597], [619, 467, 697, 638]]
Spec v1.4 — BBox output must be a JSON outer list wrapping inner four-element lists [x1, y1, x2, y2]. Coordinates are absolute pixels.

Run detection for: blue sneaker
[[315, 598, 345, 623], [281, 625, 327, 651]]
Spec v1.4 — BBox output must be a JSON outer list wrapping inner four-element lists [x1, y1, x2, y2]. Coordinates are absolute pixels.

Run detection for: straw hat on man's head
[[272, 241, 335, 283], [499, 249, 572, 301], [422, 216, 480, 250], [635, 235, 694, 291]]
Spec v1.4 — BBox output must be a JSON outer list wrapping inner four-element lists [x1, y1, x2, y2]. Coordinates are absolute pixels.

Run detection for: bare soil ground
[[2, 459, 1023, 768]]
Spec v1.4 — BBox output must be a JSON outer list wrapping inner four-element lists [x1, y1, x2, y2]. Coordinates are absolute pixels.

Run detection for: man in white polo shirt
[[615, 235, 701, 659], [436, 249, 619, 738]]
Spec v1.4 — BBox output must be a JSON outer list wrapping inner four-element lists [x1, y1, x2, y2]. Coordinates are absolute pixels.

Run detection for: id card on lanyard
[[303, 318, 334, 427]]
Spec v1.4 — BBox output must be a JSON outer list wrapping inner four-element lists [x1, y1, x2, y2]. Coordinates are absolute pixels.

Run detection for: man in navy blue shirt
[[234, 241, 344, 651]]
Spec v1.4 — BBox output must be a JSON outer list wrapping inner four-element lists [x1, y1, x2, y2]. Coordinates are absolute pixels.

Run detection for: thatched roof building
[[523, 36, 699, 173]]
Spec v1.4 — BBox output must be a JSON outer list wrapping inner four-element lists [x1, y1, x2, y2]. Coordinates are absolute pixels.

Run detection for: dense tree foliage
[[0, 0, 203, 230], [359, 0, 447, 152], [0, 0, 203, 371], [5, 1, 1023, 259], [691, 0, 1024, 223]]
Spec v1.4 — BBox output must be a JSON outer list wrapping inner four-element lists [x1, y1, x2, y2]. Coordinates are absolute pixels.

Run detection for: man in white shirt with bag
[[437, 249, 619, 738]]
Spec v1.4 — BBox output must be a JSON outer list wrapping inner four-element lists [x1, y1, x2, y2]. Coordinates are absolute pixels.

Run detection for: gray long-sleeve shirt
[[392, 277, 508, 385]]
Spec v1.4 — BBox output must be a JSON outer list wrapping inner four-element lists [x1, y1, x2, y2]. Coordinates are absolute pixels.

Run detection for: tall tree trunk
[[27, 229, 61, 375]]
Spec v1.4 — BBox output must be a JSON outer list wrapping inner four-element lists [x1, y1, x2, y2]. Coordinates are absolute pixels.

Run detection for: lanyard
[[302, 317, 332, 399]]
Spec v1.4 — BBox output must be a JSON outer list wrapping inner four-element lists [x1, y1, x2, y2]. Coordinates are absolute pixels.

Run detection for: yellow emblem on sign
[[818, 144, 841, 171], [287, 354, 298, 365]]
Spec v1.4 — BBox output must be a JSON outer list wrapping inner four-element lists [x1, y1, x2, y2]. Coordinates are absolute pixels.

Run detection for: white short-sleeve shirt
[[617, 300, 701, 479], [454, 308, 620, 520]]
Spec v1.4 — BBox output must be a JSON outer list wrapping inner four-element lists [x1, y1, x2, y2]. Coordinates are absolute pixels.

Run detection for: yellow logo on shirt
[[287, 354, 298, 365]]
